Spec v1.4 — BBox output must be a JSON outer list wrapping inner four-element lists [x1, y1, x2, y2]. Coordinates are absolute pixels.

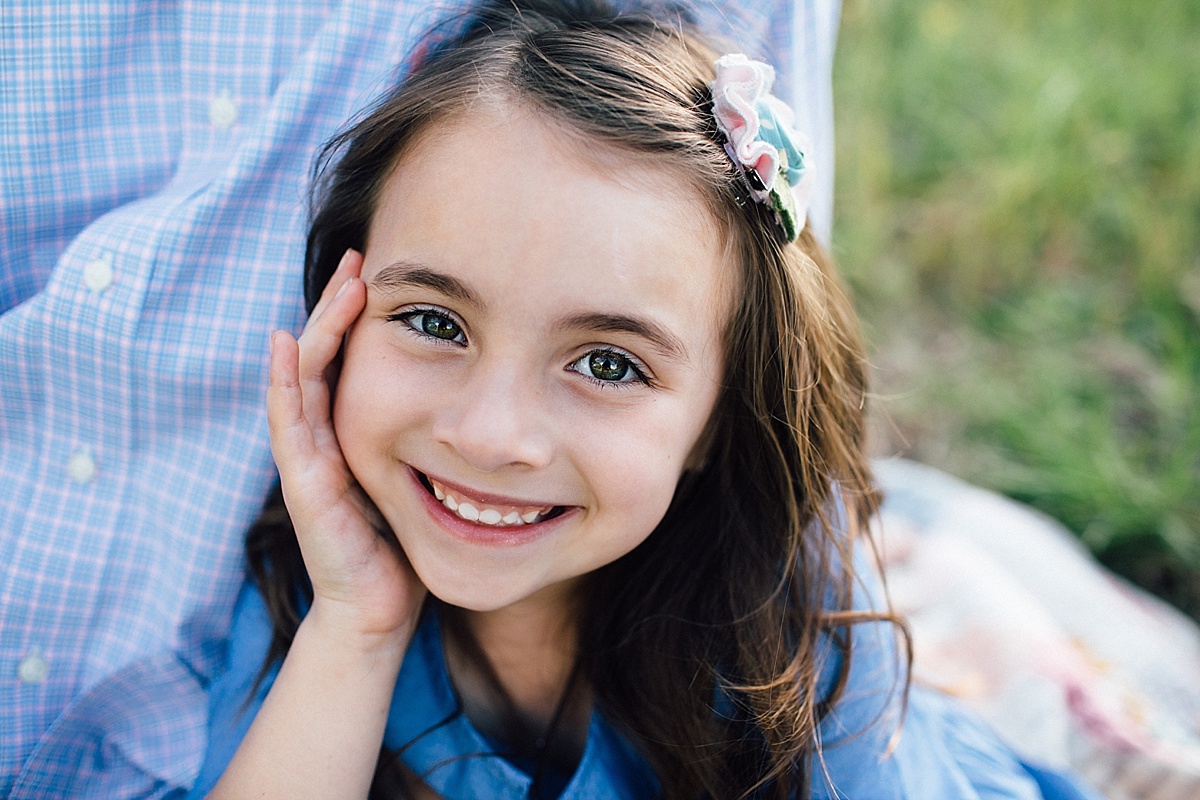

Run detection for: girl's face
[[333, 107, 733, 615]]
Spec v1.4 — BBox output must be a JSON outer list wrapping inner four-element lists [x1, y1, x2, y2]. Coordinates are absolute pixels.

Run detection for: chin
[[426, 584, 539, 614], [410, 558, 540, 613]]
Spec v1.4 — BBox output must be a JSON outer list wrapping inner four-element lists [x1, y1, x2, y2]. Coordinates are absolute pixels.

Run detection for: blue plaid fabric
[[0, 1, 840, 796]]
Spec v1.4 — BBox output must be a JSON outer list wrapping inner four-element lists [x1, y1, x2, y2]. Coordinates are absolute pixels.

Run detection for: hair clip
[[711, 54, 813, 242]]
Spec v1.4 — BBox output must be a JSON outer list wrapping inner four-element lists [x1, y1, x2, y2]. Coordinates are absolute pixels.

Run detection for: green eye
[[420, 313, 461, 341], [569, 348, 650, 386], [588, 351, 631, 382], [389, 308, 467, 345]]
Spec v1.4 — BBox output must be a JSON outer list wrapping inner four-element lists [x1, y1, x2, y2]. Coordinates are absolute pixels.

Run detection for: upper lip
[[413, 467, 564, 510]]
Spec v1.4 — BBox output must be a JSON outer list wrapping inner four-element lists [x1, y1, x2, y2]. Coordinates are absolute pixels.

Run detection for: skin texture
[[211, 107, 733, 798]]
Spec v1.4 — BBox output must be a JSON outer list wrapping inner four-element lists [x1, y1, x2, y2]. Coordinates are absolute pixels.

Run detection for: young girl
[[189, 1, 1101, 798]]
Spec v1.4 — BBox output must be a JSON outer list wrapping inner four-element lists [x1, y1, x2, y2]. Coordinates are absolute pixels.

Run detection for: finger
[[296, 276, 366, 429], [266, 330, 317, 468], [307, 249, 363, 329]]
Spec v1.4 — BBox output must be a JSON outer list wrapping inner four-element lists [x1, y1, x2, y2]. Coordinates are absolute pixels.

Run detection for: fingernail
[[334, 278, 352, 299]]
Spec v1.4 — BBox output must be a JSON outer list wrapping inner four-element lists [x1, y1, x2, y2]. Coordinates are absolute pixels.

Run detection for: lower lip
[[408, 467, 575, 547]]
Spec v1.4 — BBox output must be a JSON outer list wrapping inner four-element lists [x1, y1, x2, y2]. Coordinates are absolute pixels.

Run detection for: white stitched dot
[[83, 253, 114, 293], [18, 652, 49, 684], [208, 90, 238, 130], [67, 449, 96, 484]]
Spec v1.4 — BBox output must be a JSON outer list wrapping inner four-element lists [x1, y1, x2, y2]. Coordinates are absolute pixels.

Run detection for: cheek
[[331, 334, 440, 459], [578, 394, 715, 528]]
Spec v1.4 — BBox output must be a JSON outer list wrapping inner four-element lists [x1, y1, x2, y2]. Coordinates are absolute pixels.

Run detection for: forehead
[[366, 108, 737, 355]]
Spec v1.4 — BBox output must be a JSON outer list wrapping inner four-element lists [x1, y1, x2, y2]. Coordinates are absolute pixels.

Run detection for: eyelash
[[385, 305, 654, 389], [567, 347, 654, 390], [387, 306, 468, 346]]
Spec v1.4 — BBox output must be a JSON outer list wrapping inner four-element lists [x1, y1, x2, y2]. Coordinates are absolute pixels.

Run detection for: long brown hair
[[246, 2, 906, 797]]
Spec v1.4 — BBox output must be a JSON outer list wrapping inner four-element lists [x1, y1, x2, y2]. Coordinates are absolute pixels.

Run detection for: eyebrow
[[559, 311, 688, 362], [369, 260, 481, 306]]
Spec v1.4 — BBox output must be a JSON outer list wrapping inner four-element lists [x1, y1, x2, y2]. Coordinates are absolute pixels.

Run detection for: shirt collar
[[383, 611, 659, 800]]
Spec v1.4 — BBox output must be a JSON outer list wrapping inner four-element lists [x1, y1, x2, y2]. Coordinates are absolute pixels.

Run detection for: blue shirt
[[188, 579, 1104, 799], [0, 2, 839, 796]]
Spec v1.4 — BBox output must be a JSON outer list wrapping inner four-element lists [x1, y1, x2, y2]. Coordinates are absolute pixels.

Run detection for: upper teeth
[[429, 478, 552, 527]]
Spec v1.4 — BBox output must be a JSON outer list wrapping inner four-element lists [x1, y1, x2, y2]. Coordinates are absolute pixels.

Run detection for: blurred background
[[832, 0, 1200, 619]]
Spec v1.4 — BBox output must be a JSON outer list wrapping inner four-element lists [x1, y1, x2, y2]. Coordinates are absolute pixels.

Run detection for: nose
[[431, 358, 554, 473]]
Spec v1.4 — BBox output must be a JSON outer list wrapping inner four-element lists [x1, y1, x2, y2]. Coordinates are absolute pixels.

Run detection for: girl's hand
[[267, 248, 426, 649], [213, 253, 422, 799]]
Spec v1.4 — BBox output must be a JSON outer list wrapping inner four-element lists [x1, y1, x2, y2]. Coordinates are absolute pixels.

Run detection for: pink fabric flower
[[712, 54, 812, 241], [712, 54, 784, 196]]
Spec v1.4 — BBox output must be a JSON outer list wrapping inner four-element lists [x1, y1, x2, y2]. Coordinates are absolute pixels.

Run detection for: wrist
[[301, 596, 419, 663]]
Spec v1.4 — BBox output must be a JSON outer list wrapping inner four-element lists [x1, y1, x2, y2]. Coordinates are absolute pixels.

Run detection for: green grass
[[833, 0, 1200, 616]]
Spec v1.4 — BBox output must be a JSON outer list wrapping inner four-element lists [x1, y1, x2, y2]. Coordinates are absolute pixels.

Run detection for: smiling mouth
[[416, 472, 567, 528]]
